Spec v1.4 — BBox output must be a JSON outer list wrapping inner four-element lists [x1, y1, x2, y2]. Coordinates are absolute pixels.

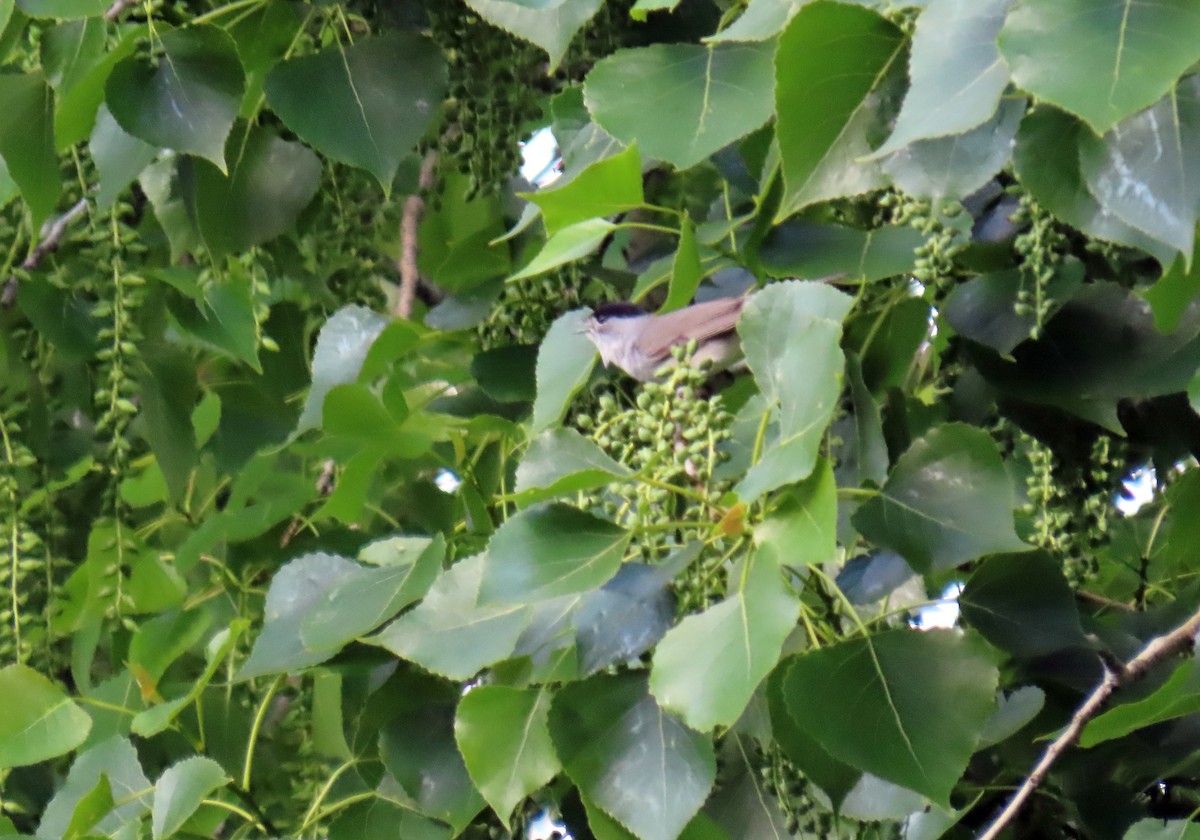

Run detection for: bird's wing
[[633, 296, 747, 361]]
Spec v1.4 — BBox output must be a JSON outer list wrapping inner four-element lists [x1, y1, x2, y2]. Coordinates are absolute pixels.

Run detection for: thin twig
[[395, 151, 438, 319], [103, 0, 135, 20], [978, 605, 1200, 840], [2, 198, 90, 306], [24, 198, 89, 271]]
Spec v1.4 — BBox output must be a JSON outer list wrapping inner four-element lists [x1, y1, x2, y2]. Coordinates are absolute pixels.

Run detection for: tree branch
[[2, 198, 90, 306], [978, 605, 1200, 840], [395, 151, 438, 320]]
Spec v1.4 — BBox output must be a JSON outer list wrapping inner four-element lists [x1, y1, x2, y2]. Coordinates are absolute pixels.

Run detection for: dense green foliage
[[4, 0, 1200, 839]]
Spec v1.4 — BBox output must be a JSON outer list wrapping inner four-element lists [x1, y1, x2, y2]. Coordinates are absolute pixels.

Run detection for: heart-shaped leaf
[[106, 25, 244, 171]]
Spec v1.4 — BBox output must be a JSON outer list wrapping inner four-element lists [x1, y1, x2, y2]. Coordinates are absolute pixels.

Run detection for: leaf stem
[[192, 0, 265, 26], [241, 674, 284, 789]]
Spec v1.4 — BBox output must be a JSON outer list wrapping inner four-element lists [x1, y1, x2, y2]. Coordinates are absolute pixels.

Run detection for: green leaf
[[735, 282, 852, 501], [237, 552, 360, 679], [852, 423, 1029, 574], [189, 124, 321, 258], [942, 263, 1083, 356], [1080, 656, 1200, 748], [1124, 820, 1200, 840], [998, 0, 1200, 134], [38, 737, 151, 840], [0, 70, 60, 227], [132, 623, 244, 737], [661, 218, 703, 313], [550, 674, 717, 840], [1145, 249, 1200, 333], [783, 628, 998, 806], [128, 609, 210, 689], [296, 305, 391, 435], [708, 0, 801, 42], [0, 664, 91, 768], [465, 0, 602, 71], [960, 551, 1089, 657], [15, 0, 103, 17], [845, 353, 889, 486], [768, 663, 860, 807], [106, 25, 245, 171], [760, 221, 924, 283], [62, 773, 113, 840], [379, 666, 486, 832], [322, 382, 399, 445], [265, 31, 445, 191], [91, 104, 156, 209], [1077, 79, 1200, 261], [141, 155, 202, 260], [299, 535, 444, 652], [454, 686, 560, 826], [754, 459, 837, 570], [978, 686, 1045, 748], [513, 428, 632, 505], [530, 308, 598, 433], [574, 550, 693, 675], [882, 97, 1024, 200], [50, 21, 138, 148], [704, 733, 792, 839], [374, 554, 531, 679], [509, 218, 615, 281], [328, 799, 452, 840], [584, 41, 776, 170], [1013, 106, 1173, 265], [526, 142, 643, 234], [873, 0, 1013, 155], [138, 345, 198, 503], [774, 2, 904, 220], [151, 757, 229, 840], [479, 503, 630, 604], [650, 553, 799, 731]]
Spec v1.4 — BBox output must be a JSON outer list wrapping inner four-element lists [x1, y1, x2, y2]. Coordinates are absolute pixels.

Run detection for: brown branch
[[978, 605, 1200, 840], [395, 152, 438, 320], [3, 198, 90, 307]]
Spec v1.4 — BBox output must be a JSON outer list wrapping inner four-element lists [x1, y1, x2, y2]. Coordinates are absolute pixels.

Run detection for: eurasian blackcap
[[582, 295, 747, 382]]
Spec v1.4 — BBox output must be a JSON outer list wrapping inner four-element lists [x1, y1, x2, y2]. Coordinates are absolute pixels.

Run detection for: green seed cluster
[[427, 1, 543, 201], [1012, 193, 1066, 339], [88, 206, 147, 510], [479, 264, 614, 348], [574, 348, 734, 608], [881, 192, 965, 295], [1017, 430, 1127, 586], [0, 403, 46, 666], [755, 744, 901, 839], [295, 163, 393, 311], [555, 0, 635, 84]]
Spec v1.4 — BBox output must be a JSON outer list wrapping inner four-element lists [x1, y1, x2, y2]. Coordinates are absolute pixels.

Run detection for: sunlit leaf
[[650, 553, 798, 731], [998, 0, 1200, 134], [874, 0, 1013, 154], [774, 2, 904, 220], [0, 665, 91, 768], [479, 503, 629, 604], [585, 41, 776, 170], [151, 757, 229, 840]]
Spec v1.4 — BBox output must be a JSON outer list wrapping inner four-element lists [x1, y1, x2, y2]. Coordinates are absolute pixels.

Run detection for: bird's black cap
[[591, 302, 645, 323]]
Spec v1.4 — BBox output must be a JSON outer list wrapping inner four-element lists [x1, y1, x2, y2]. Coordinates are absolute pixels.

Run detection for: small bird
[[582, 295, 748, 382]]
